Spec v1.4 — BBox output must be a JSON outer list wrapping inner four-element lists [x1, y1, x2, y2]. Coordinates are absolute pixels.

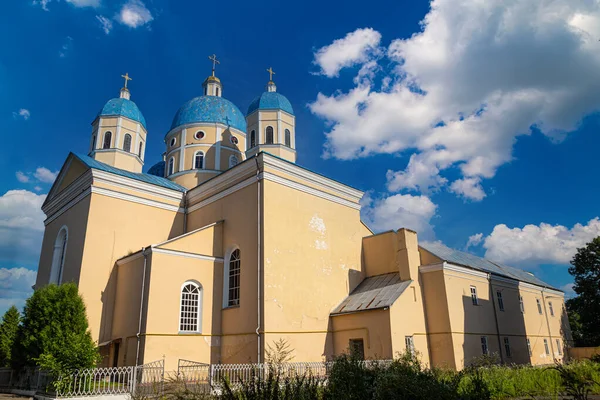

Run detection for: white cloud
[[12, 109, 30, 120], [361, 192, 437, 239], [313, 28, 382, 78], [66, 0, 100, 7], [15, 172, 30, 183], [310, 1, 600, 202], [561, 283, 576, 299], [117, 0, 153, 28], [34, 167, 58, 184], [466, 233, 484, 249], [482, 218, 600, 265], [0, 267, 36, 315], [32, 0, 50, 10], [34, 186, 42, 192], [96, 15, 113, 34], [0, 190, 46, 267], [59, 36, 73, 58]]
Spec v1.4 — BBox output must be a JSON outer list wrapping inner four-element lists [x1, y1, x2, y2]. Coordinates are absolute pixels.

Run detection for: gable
[[44, 155, 91, 207]]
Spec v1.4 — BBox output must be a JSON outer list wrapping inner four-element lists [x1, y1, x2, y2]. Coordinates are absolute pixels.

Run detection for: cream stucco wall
[[331, 310, 392, 359]]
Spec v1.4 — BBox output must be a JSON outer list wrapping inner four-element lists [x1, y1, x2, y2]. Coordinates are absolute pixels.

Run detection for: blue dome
[[247, 92, 294, 116], [147, 161, 165, 177], [98, 98, 146, 129], [170, 96, 246, 132]]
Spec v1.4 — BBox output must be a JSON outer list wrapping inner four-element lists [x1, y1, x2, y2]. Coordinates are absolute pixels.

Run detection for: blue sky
[[1, 0, 600, 314]]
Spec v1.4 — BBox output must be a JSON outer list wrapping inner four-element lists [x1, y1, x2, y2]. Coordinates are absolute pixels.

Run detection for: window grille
[[349, 339, 365, 360], [537, 299, 543, 314], [470, 286, 478, 305], [180, 282, 201, 332], [228, 249, 241, 306], [481, 336, 489, 355], [497, 290, 504, 311], [195, 152, 204, 169], [544, 339, 550, 355], [504, 337, 511, 357], [405, 336, 415, 355], [549, 301, 554, 317]]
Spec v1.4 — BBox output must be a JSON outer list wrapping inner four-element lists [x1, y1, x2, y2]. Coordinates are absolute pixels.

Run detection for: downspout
[[488, 273, 504, 363], [182, 192, 187, 234], [135, 247, 148, 367], [541, 288, 556, 359], [254, 156, 262, 363]]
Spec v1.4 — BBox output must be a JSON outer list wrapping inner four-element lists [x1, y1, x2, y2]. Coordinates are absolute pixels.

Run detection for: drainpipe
[[135, 247, 148, 367], [488, 273, 504, 363], [541, 288, 556, 360], [182, 193, 187, 234], [254, 156, 262, 363]]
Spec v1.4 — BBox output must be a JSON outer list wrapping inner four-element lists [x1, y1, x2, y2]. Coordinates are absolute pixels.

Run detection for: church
[[34, 57, 572, 371]]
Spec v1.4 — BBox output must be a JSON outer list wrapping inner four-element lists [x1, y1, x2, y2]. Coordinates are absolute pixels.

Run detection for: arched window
[[194, 151, 205, 169], [168, 157, 175, 175], [50, 227, 68, 284], [229, 155, 238, 168], [250, 130, 256, 148], [138, 142, 143, 158], [91, 135, 97, 152], [179, 282, 202, 332], [265, 126, 274, 144], [216, 87, 220, 97], [227, 249, 241, 306], [103, 131, 112, 149], [123, 134, 132, 153], [285, 129, 291, 147]]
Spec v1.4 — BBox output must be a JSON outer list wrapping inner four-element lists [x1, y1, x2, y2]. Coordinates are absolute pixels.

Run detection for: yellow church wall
[[172, 170, 221, 188], [92, 180, 183, 208], [331, 309, 392, 359], [182, 146, 216, 170], [261, 178, 364, 362], [253, 145, 296, 163], [157, 222, 223, 257], [419, 248, 442, 266], [56, 159, 88, 193], [362, 231, 397, 278]]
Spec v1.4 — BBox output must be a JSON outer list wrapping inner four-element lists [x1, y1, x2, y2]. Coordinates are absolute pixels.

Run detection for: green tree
[[568, 237, 600, 346], [13, 283, 101, 374], [0, 306, 20, 367]]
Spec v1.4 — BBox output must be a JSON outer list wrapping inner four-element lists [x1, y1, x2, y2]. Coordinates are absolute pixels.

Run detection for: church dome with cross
[[246, 68, 294, 116]]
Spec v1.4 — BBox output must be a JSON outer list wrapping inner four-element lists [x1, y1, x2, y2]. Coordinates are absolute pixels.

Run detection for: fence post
[[208, 364, 213, 389], [131, 366, 137, 396]]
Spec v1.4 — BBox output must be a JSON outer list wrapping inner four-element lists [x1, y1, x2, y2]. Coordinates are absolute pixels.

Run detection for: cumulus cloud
[[0, 190, 46, 267], [117, 0, 153, 28], [310, 1, 600, 202], [16, 172, 30, 183], [34, 167, 58, 184], [12, 109, 30, 120], [0, 268, 36, 315], [96, 15, 113, 34], [313, 28, 382, 78], [482, 218, 600, 265], [466, 233, 484, 249], [32, 0, 99, 10], [361, 192, 437, 239]]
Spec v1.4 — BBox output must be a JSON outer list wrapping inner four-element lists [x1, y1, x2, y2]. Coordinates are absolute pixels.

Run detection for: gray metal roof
[[331, 273, 412, 315], [420, 242, 559, 291]]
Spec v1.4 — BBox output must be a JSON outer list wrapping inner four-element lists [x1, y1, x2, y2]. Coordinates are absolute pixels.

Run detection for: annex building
[[34, 61, 572, 371]]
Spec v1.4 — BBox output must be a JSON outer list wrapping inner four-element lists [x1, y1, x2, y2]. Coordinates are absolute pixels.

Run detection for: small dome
[[98, 98, 147, 129], [247, 92, 294, 116], [147, 161, 165, 177], [170, 96, 246, 132]]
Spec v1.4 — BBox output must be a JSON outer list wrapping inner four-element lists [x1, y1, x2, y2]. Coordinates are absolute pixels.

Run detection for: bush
[[0, 306, 20, 367], [322, 354, 379, 400]]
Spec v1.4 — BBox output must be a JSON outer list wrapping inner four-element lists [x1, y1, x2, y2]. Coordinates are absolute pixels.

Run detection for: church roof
[[74, 153, 186, 192], [97, 98, 147, 129], [170, 96, 246, 132], [331, 273, 412, 315], [420, 242, 559, 290], [247, 92, 294, 116]]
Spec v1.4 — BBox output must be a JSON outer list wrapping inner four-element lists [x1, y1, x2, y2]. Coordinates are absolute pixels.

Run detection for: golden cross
[[266, 67, 276, 81], [121, 72, 132, 88], [208, 54, 220, 76]]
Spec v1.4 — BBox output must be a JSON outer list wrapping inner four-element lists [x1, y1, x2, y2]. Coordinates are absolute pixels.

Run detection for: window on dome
[[194, 151, 205, 169], [285, 129, 291, 147], [216, 87, 220, 97], [170, 137, 176, 147], [195, 131, 205, 140], [179, 281, 202, 332], [168, 157, 175, 175], [123, 134, 132, 153], [138, 142, 143, 158], [230, 136, 239, 145], [250, 130, 256, 148], [266, 126, 274, 144], [229, 155, 238, 168], [103, 131, 112, 149]]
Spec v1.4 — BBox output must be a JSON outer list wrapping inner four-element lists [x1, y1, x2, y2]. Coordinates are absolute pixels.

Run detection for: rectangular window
[[549, 301, 554, 317], [470, 286, 479, 306], [405, 336, 415, 356], [537, 298, 543, 315], [504, 337, 512, 358], [481, 336, 489, 355], [556, 339, 562, 356], [519, 296, 525, 313], [544, 338, 550, 355], [497, 290, 505, 311], [526, 338, 532, 356], [349, 339, 365, 360]]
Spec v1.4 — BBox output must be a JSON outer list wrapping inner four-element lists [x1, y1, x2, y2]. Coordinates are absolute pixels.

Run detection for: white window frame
[[168, 157, 175, 175], [194, 151, 205, 169], [544, 338, 550, 355], [470, 286, 479, 306], [284, 129, 291, 147], [481, 336, 489, 355], [497, 290, 504, 311], [179, 281, 202, 333], [405, 336, 415, 356], [537, 298, 543, 315], [223, 246, 241, 308], [170, 137, 177, 147], [123, 133, 132, 153], [103, 131, 112, 149], [504, 337, 511, 358], [556, 339, 562, 355], [49, 226, 68, 284], [519, 296, 525, 313], [549, 301, 554, 317], [526, 338, 532, 356], [194, 131, 205, 140], [265, 126, 274, 144]]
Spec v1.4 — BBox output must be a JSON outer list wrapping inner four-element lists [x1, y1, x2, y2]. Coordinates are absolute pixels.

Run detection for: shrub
[[322, 354, 379, 400]]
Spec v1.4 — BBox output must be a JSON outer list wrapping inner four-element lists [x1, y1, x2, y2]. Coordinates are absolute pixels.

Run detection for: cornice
[[164, 122, 247, 141]]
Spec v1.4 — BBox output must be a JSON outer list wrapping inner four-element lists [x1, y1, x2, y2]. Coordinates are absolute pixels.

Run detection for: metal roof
[[98, 98, 146, 128], [331, 273, 412, 315], [170, 96, 246, 132], [247, 92, 294, 116], [420, 242, 559, 290]]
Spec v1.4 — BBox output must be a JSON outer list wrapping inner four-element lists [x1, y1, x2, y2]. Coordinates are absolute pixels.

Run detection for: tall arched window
[[194, 151, 205, 169], [103, 131, 112, 149], [285, 129, 291, 147], [138, 142, 143, 158], [168, 157, 175, 175], [179, 282, 202, 332], [228, 249, 241, 306], [265, 126, 274, 144], [250, 130, 256, 148], [229, 155, 238, 168], [123, 134, 132, 152], [50, 227, 68, 284]]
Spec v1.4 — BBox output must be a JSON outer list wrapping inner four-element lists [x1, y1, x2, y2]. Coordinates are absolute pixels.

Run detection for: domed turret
[[163, 55, 247, 189], [245, 67, 297, 163], [90, 73, 147, 173]]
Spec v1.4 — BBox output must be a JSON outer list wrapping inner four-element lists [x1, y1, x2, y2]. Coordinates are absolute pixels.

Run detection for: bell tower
[[203, 54, 223, 97]]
